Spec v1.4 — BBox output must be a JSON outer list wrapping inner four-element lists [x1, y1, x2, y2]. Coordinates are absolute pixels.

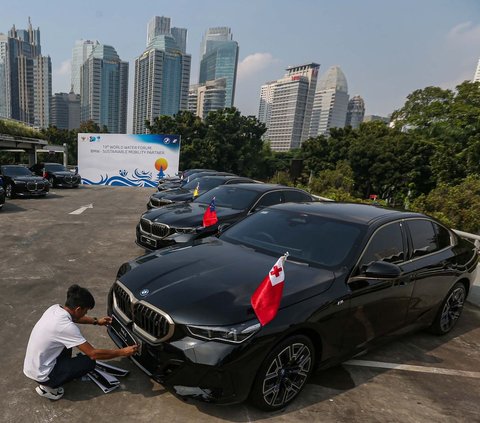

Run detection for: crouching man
[[23, 284, 137, 400]]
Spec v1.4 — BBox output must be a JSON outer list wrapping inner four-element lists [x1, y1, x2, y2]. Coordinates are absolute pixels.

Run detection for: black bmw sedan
[[0, 165, 49, 198], [108, 202, 478, 410], [30, 162, 81, 188], [147, 175, 256, 209], [137, 183, 315, 250]]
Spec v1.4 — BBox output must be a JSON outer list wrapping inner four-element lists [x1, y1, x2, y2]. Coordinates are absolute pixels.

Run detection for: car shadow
[[184, 304, 480, 421], [0, 202, 27, 213]]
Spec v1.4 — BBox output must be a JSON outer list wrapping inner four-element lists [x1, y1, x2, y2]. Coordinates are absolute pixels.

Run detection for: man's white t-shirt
[[23, 305, 87, 382]]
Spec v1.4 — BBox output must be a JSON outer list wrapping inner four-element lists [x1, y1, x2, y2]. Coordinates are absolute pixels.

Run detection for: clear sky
[[2, 0, 479, 130]]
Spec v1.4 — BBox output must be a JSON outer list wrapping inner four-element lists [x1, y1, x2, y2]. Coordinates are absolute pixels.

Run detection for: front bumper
[[135, 224, 195, 251], [107, 310, 263, 404]]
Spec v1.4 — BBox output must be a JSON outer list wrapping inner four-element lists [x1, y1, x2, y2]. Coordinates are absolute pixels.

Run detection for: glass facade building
[[71, 40, 99, 95], [346, 95, 365, 129]]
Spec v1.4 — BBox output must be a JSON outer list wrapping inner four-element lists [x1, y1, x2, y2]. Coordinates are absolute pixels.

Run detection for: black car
[[109, 202, 478, 410], [157, 168, 216, 187], [0, 165, 49, 198], [30, 162, 81, 188], [147, 175, 256, 209], [137, 183, 315, 250], [0, 183, 4, 209], [157, 171, 234, 192]]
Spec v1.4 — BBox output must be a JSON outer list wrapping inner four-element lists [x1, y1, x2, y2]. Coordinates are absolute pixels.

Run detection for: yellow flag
[[193, 183, 199, 197]]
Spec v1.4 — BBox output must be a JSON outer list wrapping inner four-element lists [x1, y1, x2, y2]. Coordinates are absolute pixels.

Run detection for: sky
[[2, 0, 480, 131]]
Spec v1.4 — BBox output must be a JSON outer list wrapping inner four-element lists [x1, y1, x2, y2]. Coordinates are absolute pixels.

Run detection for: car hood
[[141, 202, 245, 227], [12, 176, 46, 183], [119, 239, 335, 325], [152, 187, 191, 199]]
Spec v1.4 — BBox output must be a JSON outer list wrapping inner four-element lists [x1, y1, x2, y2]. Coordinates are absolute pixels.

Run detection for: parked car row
[[0, 163, 82, 209], [105, 167, 479, 410]]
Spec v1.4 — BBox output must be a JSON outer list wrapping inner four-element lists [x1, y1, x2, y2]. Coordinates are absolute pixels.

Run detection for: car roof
[[213, 183, 308, 193], [199, 175, 253, 182], [268, 201, 426, 226]]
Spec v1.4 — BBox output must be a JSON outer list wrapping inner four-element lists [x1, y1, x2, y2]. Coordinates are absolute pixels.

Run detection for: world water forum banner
[[78, 133, 180, 187]]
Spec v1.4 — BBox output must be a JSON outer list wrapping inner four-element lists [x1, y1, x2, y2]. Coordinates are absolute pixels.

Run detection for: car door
[[342, 221, 415, 351], [403, 218, 460, 326]]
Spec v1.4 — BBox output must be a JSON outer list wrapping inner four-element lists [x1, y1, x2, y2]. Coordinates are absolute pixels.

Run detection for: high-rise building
[[259, 63, 319, 151], [199, 27, 239, 107], [473, 58, 480, 82], [346, 95, 365, 129], [132, 16, 191, 134], [50, 91, 80, 130], [309, 66, 349, 137], [80, 44, 128, 133], [0, 19, 52, 127], [71, 40, 99, 95], [188, 78, 226, 119]]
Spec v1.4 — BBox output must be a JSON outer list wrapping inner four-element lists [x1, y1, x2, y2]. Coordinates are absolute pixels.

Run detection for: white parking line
[[69, 203, 94, 215], [345, 359, 480, 379]]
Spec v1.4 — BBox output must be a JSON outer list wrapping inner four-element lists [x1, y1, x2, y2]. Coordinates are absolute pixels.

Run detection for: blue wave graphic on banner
[[82, 169, 158, 187]]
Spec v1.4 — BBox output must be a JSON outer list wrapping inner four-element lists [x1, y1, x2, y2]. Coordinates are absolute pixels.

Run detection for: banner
[[78, 133, 180, 187]]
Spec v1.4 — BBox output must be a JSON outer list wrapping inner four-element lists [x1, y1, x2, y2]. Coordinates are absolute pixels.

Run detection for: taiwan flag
[[251, 253, 288, 326], [203, 197, 218, 227]]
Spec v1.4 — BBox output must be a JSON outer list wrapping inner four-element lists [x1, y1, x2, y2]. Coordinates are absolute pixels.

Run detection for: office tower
[[71, 40, 99, 95], [0, 19, 52, 127], [171, 27, 187, 54], [132, 16, 191, 134], [50, 91, 80, 130], [309, 66, 349, 137], [473, 58, 480, 82], [260, 63, 319, 151], [188, 78, 226, 119], [346, 95, 365, 129], [80, 44, 128, 133], [199, 27, 239, 107]]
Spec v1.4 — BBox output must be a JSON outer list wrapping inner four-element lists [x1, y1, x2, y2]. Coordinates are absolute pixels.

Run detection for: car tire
[[5, 183, 14, 198], [249, 335, 314, 411], [48, 177, 55, 187], [428, 282, 466, 335]]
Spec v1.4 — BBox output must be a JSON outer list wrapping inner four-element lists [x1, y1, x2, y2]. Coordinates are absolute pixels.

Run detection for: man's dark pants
[[41, 348, 95, 388]]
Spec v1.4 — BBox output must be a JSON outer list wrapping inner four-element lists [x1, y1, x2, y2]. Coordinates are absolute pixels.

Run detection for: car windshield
[[194, 186, 259, 210], [2, 166, 33, 177], [45, 164, 67, 172], [182, 177, 225, 191], [221, 208, 365, 268]]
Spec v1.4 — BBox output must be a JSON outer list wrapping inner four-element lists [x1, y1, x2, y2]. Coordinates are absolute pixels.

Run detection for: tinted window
[[194, 186, 259, 210], [45, 164, 66, 172], [221, 209, 364, 267], [183, 177, 223, 191], [408, 219, 440, 258], [284, 190, 313, 203], [434, 223, 451, 249], [359, 222, 405, 270], [1, 166, 33, 177], [255, 191, 284, 209]]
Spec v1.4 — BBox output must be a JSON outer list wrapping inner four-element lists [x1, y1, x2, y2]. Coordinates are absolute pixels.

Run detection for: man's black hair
[[65, 284, 95, 309]]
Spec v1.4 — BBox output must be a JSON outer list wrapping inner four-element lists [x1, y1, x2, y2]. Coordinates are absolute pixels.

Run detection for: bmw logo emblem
[[140, 289, 150, 297]]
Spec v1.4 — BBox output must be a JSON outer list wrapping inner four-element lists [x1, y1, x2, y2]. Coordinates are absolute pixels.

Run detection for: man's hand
[[98, 316, 112, 326], [121, 344, 139, 356]]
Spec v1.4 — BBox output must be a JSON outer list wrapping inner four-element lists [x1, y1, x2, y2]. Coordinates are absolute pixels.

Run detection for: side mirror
[[363, 261, 402, 278]]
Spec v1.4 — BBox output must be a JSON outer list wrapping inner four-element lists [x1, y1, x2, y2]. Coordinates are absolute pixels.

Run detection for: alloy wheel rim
[[440, 287, 465, 333], [262, 342, 312, 408], [6, 184, 12, 198]]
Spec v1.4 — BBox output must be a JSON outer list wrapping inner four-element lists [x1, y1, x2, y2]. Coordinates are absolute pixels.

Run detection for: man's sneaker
[[35, 385, 64, 400]]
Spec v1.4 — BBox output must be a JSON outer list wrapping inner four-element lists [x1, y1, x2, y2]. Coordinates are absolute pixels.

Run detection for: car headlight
[[13, 179, 26, 185], [186, 320, 261, 344], [175, 227, 198, 234]]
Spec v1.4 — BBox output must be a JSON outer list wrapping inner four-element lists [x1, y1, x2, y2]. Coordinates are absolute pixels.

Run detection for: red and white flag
[[251, 253, 288, 326], [203, 197, 218, 227]]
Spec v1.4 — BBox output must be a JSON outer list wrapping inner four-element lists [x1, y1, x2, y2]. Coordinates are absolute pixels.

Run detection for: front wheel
[[48, 177, 55, 187], [249, 335, 314, 411], [5, 183, 14, 198], [429, 282, 466, 335]]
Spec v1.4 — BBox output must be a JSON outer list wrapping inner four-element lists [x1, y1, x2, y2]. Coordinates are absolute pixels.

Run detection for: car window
[[194, 186, 259, 210], [434, 223, 451, 250], [1, 166, 33, 177], [358, 222, 405, 271], [407, 219, 441, 258], [254, 191, 284, 209], [45, 164, 66, 172], [284, 190, 312, 203]]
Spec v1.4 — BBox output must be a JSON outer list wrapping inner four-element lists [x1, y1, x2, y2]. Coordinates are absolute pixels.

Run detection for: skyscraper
[[346, 95, 365, 129], [132, 16, 191, 134], [80, 44, 128, 133], [0, 19, 52, 127], [309, 66, 349, 137], [473, 58, 480, 82], [259, 63, 319, 151], [199, 27, 239, 107], [188, 78, 227, 119], [71, 40, 99, 95], [50, 91, 80, 130]]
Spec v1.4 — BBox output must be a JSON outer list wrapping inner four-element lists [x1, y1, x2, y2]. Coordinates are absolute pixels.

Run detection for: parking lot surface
[[1, 186, 479, 422]]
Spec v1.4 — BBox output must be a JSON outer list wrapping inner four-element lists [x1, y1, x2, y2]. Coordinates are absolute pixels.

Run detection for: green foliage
[[410, 175, 480, 233], [0, 119, 45, 139]]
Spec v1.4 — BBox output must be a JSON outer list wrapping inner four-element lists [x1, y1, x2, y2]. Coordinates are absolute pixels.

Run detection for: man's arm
[[77, 341, 138, 360], [75, 316, 112, 326]]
